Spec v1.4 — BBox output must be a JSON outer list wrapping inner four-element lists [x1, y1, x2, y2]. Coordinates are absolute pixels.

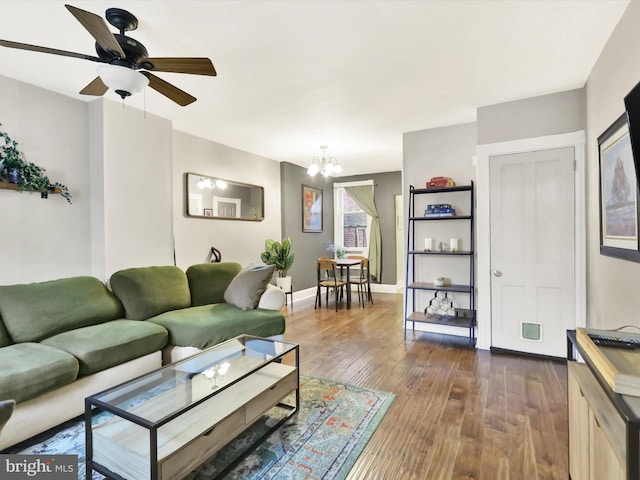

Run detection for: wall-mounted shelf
[[0, 181, 63, 195]]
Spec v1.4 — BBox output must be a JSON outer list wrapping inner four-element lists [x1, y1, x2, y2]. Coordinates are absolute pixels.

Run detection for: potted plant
[[261, 237, 295, 292], [326, 241, 346, 259], [0, 125, 25, 184], [0, 124, 72, 203], [18, 161, 72, 203]]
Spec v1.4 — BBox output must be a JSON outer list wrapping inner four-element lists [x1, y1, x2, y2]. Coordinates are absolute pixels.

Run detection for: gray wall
[[281, 161, 335, 290], [585, 2, 640, 329], [477, 88, 586, 144], [280, 162, 402, 290]]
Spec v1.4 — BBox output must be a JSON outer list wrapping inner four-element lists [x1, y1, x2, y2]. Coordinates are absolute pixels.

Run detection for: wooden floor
[[282, 292, 569, 480]]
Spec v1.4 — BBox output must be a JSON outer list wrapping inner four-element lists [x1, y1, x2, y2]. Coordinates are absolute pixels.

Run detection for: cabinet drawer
[[160, 407, 246, 480], [246, 369, 298, 425]]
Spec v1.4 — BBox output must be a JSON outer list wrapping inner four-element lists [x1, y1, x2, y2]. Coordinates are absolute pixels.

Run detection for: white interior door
[[490, 147, 575, 357]]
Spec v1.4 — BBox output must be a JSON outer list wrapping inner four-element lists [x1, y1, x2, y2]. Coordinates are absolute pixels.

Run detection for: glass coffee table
[[85, 335, 299, 480]]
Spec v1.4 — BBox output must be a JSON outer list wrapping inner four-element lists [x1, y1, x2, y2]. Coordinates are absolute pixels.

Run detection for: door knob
[[493, 270, 502, 277]]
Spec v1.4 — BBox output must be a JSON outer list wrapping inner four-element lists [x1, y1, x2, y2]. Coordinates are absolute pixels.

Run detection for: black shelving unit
[[404, 182, 475, 346]]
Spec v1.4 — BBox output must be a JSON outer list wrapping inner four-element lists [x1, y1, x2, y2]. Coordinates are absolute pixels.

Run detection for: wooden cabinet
[[567, 331, 640, 480]]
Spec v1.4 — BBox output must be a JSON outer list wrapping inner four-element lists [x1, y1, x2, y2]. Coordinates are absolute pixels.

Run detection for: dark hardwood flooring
[[282, 292, 568, 480]]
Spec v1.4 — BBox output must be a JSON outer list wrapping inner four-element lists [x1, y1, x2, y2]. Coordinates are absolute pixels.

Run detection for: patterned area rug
[[11, 375, 394, 480]]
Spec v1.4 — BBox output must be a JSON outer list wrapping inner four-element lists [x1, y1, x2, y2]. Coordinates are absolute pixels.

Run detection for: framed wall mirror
[[185, 172, 264, 221]]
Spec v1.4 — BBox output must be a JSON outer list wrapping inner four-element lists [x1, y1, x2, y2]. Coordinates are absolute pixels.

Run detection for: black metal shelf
[[411, 185, 473, 195], [407, 282, 472, 294], [409, 215, 472, 221], [407, 312, 475, 329], [404, 181, 475, 347], [408, 250, 473, 256]]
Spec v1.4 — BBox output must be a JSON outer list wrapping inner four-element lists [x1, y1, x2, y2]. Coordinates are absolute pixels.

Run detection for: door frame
[[475, 130, 586, 351]]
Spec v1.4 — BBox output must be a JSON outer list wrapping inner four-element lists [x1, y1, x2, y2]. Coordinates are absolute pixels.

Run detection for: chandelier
[[307, 145, 342, 177]]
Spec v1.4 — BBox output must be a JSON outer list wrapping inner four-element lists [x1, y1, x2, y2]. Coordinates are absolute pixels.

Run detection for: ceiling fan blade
[[141, 72, 197, 106], [65, 4, 125, 58], [139, 57, 217, 76], [0, 39, 102, 62], [79, 77, 108, 96]]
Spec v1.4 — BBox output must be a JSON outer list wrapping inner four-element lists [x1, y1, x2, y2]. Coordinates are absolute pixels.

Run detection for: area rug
[[10, 375, 394, 480]]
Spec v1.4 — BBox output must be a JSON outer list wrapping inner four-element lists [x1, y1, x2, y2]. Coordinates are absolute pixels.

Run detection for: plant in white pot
[[261, 237, 295, 292]]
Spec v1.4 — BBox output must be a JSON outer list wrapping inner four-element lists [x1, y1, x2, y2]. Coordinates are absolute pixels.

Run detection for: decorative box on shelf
[[426, 176, 455, 189]]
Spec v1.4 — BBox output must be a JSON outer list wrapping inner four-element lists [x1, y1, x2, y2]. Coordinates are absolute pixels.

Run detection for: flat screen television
[[624, 80, 640, 188]]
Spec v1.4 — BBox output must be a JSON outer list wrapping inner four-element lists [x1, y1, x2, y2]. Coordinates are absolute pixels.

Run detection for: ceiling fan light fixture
[[97, 64, 148, 99]]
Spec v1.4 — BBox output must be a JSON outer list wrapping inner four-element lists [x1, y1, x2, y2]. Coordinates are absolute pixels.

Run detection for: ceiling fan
[[0, 4, 216, 106]]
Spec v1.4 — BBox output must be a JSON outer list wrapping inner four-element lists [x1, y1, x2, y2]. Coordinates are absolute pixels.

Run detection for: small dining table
[[334, 258, 362, 309]]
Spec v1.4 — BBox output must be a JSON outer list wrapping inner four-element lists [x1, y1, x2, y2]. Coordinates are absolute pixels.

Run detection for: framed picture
[[203, 208, 213, 217], [598, 113, 640, 262], [302, 185, 323, 232]]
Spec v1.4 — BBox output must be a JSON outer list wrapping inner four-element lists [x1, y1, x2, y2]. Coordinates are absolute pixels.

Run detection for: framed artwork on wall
[[598, 113, 640, 262], [302, 185, 323, 232], [203, 208, 213, 217]]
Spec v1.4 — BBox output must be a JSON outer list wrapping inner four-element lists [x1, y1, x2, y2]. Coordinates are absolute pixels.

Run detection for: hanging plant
[[0, 124, 72, 203]]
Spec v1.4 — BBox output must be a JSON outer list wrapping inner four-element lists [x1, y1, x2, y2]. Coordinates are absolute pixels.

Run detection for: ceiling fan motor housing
[[105, 8, 138, 33], [96, 34, 148, 68]]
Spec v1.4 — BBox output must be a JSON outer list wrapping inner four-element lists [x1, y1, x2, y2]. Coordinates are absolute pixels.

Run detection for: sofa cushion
[[0, 343, 79, 403], [186, 262, 243, 306], [0, 277, 125, 343], [110, 266, 191, 320], [148, 303, 285, 350], [0, 399, 15, 434], [41, 320, 168, 375], [224, 265, 275, 310], [0, 316, 10, 347]]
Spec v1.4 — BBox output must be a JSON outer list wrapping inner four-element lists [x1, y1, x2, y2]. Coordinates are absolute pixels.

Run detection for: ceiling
[[0, 1, 630, 176]]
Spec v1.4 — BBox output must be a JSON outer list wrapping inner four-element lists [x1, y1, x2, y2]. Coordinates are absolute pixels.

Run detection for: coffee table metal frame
[[84, 335, 299, 480]]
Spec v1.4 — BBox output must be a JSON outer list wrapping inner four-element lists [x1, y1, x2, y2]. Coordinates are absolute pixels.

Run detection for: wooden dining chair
[[348, 257, 373, 307], [315, 258, 346, 311]]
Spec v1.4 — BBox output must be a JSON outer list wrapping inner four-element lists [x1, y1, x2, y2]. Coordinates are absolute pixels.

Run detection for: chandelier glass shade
[[307, 145, 342, 177], [196, 177, 227, 190]]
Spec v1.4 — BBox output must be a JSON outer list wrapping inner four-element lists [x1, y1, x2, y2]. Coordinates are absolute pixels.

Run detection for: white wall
[[0, 75, 91, 284], [0, 73, 281, 285], [95, 100, 174, 278], [585, 2, 640, 329], [172, 130, 281, 269]]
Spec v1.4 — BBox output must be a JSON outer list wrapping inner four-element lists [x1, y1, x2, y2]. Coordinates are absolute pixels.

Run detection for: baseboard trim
[[489, 346, 565, 362], [287, 283, 399, 306]]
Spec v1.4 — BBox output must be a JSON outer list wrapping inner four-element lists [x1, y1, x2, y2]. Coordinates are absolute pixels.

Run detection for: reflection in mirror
[[186, 172, 264, 221]]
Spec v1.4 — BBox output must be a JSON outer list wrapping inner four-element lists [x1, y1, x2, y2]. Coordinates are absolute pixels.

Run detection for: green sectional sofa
[[0, 262, 285, 450]]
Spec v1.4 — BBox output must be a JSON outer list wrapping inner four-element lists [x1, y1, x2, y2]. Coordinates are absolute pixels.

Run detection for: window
[[334, 181, 373, 256]]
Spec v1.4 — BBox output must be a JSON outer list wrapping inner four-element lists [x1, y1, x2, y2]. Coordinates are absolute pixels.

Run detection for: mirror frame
[[185, 172, 264, 221]]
